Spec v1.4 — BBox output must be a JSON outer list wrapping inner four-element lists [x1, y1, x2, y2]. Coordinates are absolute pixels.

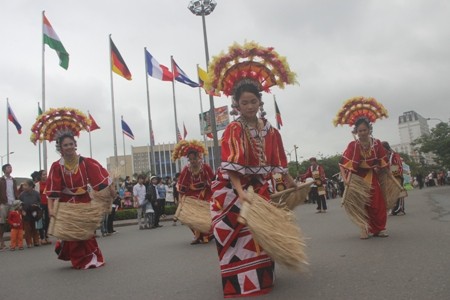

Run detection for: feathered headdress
[[30, 107, 91, 144], [333, 96, 388, 127], [171, 140, 208, 161], [205, 41, 297, 97]]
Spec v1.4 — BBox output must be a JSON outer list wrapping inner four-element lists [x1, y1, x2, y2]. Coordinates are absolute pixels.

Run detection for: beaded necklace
[[239, 118, 266, 165], [64, 155, 79, 173]]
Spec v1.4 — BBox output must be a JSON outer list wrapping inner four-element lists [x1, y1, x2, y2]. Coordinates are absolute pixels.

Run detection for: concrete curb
[[2, 215, 175, 242]]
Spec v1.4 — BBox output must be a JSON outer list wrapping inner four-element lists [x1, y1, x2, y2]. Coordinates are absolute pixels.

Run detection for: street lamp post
[[188, 0, 220, 170], [0, 151, 14, 166]]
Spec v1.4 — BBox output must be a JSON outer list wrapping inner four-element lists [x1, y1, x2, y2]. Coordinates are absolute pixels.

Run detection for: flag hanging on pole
[[183, 122, 188, 139], [43, 13, 69, 69], [172, 58, 199, 88], [176, 126, 182, 142], [197, 65, 221, 96], [110, 37, 132, 80], [274, 98, 283, 130], [145, 49, 173, 81], [7, 102, 22, 134], [121, 118, 135, 139], [88, 113, 100, 132], [38, 103, 43, 115]]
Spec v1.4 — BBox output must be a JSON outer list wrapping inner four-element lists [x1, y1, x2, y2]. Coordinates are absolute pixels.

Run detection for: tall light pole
[[0, 151, 14, 166], [294, 145, 299, 174], [188, 0, 220, 170]]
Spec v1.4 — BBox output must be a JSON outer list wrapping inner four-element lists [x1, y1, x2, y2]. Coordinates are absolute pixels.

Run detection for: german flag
[[110, 37, 132, 80]]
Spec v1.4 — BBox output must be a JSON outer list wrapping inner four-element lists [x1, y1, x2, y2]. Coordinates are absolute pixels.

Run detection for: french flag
[[145, 49, 173, 81], [7, 102, 22, 134]]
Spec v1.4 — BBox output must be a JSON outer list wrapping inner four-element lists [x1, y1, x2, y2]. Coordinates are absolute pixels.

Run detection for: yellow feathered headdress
[[333, 96, 388, 127], [205, 41, 297, 97], [171, 140, 208, 161], [30, 107, 91, 144]]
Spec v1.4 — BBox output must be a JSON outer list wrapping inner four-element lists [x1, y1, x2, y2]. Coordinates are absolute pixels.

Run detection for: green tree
[[413, 122, 450, 169]]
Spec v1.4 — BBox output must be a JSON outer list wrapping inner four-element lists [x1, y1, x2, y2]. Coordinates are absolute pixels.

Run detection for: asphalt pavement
[[1, 186, 449, 300]]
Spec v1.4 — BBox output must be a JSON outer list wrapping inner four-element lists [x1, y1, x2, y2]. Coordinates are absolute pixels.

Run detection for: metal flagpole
[[42, 11, 48, 172], [6, 99, 10, 164], [197, 64, 209, 164], [38, 102, 42, 170], [121, 116, 127, 177], [109, 34, 119, 170], [158, 143, 162, 175], [170, 55, 181, 172], [144, 47, 156, 174], [163, 142, 167, 176], [88, 110, 93, 158]]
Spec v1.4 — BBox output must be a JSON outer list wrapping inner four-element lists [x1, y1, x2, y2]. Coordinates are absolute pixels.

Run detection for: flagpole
[[38, 102, 42, 169], [6, 99, 10, 164], [169, 143, 173, 177], [163, 142, 167, 176], [87, 110, 93, 158], [109, 34, 119, 171], [170, 56, 181, 172], [42, 11, 48, 172], [158, 143, 162, 175], [121, 116, 127, 177], [144, 47, 156, 174], [273, 94, 277, 129]]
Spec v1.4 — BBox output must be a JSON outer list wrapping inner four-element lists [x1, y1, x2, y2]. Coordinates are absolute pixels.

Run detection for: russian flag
[[7, 102, 22, 134], [121, 118, 135, 140], [145, 49, 173, 81], [172, 58, 199, 88]]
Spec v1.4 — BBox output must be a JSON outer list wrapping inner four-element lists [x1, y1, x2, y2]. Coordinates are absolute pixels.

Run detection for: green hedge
[[114, 205, 177, 221]]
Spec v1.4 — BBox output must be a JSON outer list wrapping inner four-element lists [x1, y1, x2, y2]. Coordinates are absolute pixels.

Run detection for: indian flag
[[43, 14, 69, 70]]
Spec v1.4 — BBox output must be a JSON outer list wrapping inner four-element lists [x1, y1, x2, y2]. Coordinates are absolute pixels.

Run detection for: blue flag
[[172, 58, 199, 88], [121, 118, 134, 140]]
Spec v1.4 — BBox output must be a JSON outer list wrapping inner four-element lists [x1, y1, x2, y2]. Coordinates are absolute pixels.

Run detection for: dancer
[[172, 140, 214, 244], [382, 141, 406, 215], [334, 97, 390, 239], [30, 108, 113, 269], [206, 41, 298, 297]]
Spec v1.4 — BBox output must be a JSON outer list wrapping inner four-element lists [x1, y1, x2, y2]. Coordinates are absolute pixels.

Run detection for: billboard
[[199, 105, 230, 135]]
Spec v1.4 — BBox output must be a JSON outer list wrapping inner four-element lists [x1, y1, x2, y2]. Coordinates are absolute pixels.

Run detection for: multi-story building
[[392, 111, 434, 165], [107, 140, 218, 179]]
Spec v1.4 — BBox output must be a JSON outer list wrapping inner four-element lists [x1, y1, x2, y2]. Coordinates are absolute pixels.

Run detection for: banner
[[199, 105, 230, 135]]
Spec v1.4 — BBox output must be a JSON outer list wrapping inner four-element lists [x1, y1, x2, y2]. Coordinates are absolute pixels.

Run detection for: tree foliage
[[413, 122, 450, 169], [288, 154, 342, 179]]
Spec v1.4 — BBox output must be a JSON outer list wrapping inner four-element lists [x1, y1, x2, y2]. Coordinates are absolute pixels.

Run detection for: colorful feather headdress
[[333, 96, 388, 127], [30, 107, 91, 144], [171, 139, 208, 161], [205, 41, 297, 96]]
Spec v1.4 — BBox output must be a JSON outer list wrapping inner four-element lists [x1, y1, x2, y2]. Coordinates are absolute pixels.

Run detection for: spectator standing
[[35, 170, 52, 245], [7, 200, 24, 251], [19, 179, 41, 247], [133, 175, 149, 229], [146, 176, 161, 228], [156, 177, 168, 219], [0, 163, 19, 251], [301, 157, 327, 213]]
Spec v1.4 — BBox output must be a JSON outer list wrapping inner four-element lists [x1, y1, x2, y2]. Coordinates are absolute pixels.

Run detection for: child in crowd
[[8, 200, 24, 251]]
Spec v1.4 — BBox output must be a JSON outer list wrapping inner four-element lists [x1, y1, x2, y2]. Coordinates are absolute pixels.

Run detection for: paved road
[[1, 186, 449, 300]]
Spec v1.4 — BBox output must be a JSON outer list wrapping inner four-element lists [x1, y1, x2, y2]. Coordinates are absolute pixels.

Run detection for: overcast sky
[[1, 0, 449, 177]]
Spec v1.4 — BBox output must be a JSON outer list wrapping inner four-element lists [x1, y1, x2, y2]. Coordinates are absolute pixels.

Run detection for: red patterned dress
[[178, 163, 214, 201], [46, 156, 110, 269], [339, 138, 389, 234], [211, 118, 288, 298], [178, 162, 215, 242]]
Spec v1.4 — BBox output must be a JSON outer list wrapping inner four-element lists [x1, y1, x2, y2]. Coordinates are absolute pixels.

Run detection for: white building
[[392, 111, 434, 165], [107, 140, 217, 178]]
